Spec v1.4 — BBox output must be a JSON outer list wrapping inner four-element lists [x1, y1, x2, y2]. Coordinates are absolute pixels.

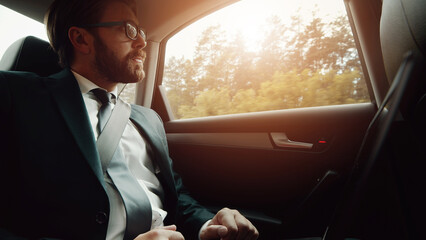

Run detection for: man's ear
[[68, 26, 92, 55]]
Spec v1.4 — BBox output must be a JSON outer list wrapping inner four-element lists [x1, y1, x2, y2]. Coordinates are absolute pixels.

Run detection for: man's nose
[[133, 33, 147, 49]]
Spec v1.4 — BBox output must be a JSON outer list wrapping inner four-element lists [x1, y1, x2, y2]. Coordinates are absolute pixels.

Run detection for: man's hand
[[134, 225, 184, 240], [200, 208, 259, 240]]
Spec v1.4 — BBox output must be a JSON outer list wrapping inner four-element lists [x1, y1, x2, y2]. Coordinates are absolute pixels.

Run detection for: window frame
[[153, 0, 376, 122]]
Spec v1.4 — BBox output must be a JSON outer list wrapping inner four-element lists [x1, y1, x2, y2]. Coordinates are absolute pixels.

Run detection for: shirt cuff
[[198, 219, 212, 240]]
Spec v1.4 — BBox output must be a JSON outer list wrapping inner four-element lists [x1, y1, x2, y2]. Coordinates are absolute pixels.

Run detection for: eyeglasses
[[80, 21, 146, 42]]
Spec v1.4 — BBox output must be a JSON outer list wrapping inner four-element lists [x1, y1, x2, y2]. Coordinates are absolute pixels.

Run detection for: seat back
[[0, 36, 62, 76], [380, 0, 426, 84], [322, 0, 426, 239], [323, 51, 425, 240]]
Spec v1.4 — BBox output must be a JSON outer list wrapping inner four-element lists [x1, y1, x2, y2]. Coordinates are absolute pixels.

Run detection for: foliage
[[163, 12, 369, 119]]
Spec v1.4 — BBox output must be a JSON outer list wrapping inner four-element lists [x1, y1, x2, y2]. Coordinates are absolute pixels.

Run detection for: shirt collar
[[71, 70, 118, 97]]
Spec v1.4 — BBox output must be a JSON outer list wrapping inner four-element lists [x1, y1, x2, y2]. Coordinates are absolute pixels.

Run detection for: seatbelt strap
[[95, 99, 153, 236], [96, 98, 131, 172]]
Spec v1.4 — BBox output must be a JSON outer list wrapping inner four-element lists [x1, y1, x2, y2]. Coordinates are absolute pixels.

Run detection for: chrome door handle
[[270, 132, 313, 149]]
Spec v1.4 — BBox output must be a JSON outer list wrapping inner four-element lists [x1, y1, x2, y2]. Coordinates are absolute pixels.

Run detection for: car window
[[0, 4, 48, 59], [162, 0, 370, 120]]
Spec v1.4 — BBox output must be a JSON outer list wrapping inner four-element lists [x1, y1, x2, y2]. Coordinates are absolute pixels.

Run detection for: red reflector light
[[319, 140, 327, 144]]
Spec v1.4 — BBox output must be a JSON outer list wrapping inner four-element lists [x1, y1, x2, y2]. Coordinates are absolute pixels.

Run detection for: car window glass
[[0, 5, 48, 59], [117, 83, 136, 104], [163, 0, 370, 120]]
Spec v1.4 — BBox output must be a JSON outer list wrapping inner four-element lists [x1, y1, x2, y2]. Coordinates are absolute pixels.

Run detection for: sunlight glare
[[166, 0, 347, 59]]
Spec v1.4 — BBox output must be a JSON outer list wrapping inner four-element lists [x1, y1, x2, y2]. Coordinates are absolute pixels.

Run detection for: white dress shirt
[[72, 71, 167, 240]]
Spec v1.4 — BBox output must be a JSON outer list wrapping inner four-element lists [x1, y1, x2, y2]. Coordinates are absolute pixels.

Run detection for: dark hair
[[45, 0, 137, 67]]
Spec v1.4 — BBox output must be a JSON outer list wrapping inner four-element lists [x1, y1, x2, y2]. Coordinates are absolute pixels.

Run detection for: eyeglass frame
[[78, 21, 146, 42]]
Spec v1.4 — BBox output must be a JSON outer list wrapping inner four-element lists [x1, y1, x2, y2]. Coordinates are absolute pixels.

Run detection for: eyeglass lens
[[126, 22, 145, 41]]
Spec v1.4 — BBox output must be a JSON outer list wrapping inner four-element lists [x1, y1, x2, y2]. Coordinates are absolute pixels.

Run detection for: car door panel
[[162, 103, 375, 234]]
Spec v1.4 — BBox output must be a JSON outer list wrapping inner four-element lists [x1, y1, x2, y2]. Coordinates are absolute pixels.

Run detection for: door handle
[[270, 132, 313, 149]]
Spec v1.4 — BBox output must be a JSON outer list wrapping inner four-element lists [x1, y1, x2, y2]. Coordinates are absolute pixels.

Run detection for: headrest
[[0, 36, 62, 77], [380, 0, 426, 83]]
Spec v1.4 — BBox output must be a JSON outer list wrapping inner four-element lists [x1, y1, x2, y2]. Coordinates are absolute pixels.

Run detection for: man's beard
[[93, 36, 145, 84]]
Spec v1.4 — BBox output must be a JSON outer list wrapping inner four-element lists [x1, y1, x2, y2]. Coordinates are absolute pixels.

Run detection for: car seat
[[0, 36, 62, 76], [322, 0, 426, 239]]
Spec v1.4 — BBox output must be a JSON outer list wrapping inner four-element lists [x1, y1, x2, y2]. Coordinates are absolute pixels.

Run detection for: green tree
[[178, 88, 232, 118], [257, 16, 287, 79], [163, 56, 198, 118]]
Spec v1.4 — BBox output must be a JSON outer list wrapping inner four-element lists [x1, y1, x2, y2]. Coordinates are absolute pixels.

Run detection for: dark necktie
[[91, 88, 152, 240], [91, 88, 113, 132]]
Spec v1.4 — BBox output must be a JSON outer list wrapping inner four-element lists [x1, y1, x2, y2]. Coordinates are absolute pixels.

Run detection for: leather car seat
[[0, 36, 62, 76], [380, 0, 426, 83], [380, 1, 426, 239], [323, 0, 426, 239]]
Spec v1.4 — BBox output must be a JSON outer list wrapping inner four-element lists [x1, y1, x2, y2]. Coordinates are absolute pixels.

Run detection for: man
[[0, 0, 258, 239]]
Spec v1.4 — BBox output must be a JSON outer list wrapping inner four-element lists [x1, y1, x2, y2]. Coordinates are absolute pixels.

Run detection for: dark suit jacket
[[0, 69, 214, 240]]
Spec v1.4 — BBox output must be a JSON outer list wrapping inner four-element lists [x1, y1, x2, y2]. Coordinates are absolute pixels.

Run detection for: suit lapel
[[129, 107, 177, 195], [44, 69, 105, 189]]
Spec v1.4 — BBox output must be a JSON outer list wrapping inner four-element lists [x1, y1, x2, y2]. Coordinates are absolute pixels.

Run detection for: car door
[[143, 0, 384, 238]]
